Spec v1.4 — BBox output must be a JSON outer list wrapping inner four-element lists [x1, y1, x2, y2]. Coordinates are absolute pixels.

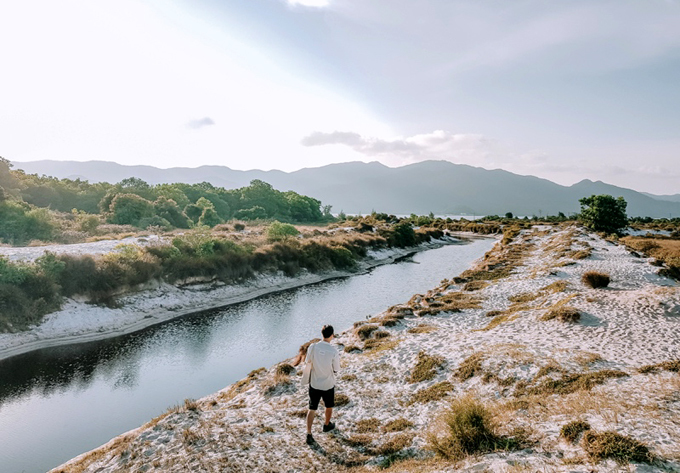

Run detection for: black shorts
[[308, 386, 335, 410]]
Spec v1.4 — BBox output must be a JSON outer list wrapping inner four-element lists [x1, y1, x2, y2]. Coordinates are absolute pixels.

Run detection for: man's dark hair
[[321, 325, 334, 339]]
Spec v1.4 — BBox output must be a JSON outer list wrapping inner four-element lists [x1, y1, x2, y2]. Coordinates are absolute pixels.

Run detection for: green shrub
[[138, 215, 172, 230], [266, 221, 299, 242], [0, 257, 62, 332], [0, 201, 56, 245]]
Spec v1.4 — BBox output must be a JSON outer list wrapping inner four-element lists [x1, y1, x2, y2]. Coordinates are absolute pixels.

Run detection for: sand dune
[[52, 225, 680, 472]]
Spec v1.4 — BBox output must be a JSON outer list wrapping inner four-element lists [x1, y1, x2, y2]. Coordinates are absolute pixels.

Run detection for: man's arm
[[332, 350, 340, 373], [305, 343, 314, 364]]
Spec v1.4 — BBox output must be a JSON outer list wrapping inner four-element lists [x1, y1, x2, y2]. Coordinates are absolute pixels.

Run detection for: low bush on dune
[[516, 369, 627, 396], [408, 381, 454, 405], [560, 420, 591, 443], [407, 351, 445, 383], [582, 271, 610, 288], [541, 305, 581, 323], [427, 395, 524, 460], [582, 431, 652, 464]]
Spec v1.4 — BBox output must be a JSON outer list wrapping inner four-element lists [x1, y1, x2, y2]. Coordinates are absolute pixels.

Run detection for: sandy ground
[[0, 236, 468, 362], [0, 235, 165, 261], [50, 224, 680, 473]]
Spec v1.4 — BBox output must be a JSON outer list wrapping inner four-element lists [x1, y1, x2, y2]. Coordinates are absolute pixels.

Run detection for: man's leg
[[324, 407, 333, 426], [306, 409, 316, 434]]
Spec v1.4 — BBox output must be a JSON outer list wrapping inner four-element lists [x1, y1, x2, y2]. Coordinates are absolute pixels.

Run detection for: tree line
[[0, 157, 332, 244]]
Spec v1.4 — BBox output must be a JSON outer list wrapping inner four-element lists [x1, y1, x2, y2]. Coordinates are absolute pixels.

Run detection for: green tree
[[579, 194, 628, 234], [153, 196, 190, 228], [184, 203, 203, 223], [109, 193, 154, 226], [234, 205, 267, 220], [197, 207, 223, 227]]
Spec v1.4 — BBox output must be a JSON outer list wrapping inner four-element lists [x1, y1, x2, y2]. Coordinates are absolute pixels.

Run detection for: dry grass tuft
[[463, 280, 489, 292], [454, 353, 484, 381], [582, 271, 610, 288], [383, 418, 414, 432], [541, 305, 581, 322], [344, 434, 375, 448], [407, 324, 438, 334], [407, 351, 445, 383], [560, 420, 591, 443], [276, 363, 295, 376], [356, 324, 380, 340], [638, 360, 680, 374], [569, 248, 593, 260], [541, 280, 568, 293], [582, 431, 652, 464], [373, 330, 391, 339], [355, 418, 381, 433], [517, 370, 628, 396], [335, 393, 351, 407], [344, 345, 362, 353], [373, 433, 413, 456], [508, 292, 539, 303], [408, 381, 454, 405], [427, 395, 523, 460]]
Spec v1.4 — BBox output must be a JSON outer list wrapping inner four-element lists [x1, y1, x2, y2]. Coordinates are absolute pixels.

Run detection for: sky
[[1, 0, 679, 194]]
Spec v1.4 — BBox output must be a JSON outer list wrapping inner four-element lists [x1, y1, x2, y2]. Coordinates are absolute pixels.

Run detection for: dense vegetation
[[0, 221, 446, 333], [0, 157, 331, 245]]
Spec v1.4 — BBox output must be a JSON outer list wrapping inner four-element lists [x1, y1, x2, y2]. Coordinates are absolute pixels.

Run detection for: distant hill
[[642, 192, 680, 204], [11, 159, 680, 218]]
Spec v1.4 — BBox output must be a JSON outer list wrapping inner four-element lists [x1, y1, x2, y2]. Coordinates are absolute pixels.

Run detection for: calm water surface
[[0, 238, 494, 473]]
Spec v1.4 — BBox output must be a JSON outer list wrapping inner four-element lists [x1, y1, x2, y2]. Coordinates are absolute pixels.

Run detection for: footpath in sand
[[53, 225, 680, 473]]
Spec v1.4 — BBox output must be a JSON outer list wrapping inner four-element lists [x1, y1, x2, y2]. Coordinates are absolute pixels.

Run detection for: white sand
[[52, 225, 680, 472]]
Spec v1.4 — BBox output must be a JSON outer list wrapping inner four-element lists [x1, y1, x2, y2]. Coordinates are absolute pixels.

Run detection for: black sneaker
[[322, 422, 336, 432], [306, 433, 315, 445]]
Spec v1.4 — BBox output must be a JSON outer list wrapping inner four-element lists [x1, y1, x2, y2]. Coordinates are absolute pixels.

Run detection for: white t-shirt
[[305, 341, 340, 391]]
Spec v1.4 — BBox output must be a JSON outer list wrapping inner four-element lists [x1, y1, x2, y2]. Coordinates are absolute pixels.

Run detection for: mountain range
[[10, 159, 680, 218]]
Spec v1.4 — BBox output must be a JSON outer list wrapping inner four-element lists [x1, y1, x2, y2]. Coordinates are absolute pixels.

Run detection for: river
[[0, 237, 494, 473]]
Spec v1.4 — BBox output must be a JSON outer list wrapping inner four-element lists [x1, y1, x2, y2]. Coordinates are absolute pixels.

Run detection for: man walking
[[305, 324, 340, 445]]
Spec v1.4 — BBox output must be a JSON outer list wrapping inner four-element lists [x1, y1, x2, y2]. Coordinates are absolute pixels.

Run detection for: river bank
[[0, 234, 480, 362], [53, 224, 680, 473]]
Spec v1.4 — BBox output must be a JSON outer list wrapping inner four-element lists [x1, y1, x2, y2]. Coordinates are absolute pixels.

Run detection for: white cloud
[[301, 130, 490, 166], [186, 117, 216, 129]]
